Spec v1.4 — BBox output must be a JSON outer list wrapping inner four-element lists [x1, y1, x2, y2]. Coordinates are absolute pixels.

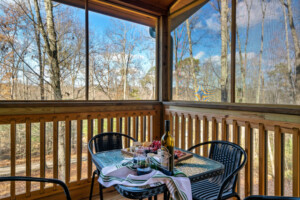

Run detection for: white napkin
[[98, 160, 192, 200]]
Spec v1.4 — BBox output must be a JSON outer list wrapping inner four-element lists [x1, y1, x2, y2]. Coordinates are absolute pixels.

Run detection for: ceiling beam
[[106, 0, 168, 16]]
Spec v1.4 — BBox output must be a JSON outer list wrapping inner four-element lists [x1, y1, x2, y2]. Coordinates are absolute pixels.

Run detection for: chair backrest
[[208, 141, 244, 190], [89, 132, 137, 154], [188, 141, 247, 193], [0, 176, 71, 200]]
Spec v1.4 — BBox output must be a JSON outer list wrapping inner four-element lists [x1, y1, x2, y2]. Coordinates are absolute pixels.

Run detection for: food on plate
[[149, 140, 161, 152], [142, 142, 152, 147], [174, 150, 185, 159]]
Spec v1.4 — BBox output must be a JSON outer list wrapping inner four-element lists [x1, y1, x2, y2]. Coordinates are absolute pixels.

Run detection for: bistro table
[[92, 148, 224, 200]]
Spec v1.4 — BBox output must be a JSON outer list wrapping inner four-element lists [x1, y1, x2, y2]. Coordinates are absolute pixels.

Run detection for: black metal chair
[[0, 176, 71, 200], [188, 140, 247, 200], [88, 132, 137, 200], [244, 195, 300, 200]]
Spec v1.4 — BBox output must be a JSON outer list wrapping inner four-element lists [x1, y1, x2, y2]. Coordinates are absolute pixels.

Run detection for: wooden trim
[[147, 116, 151, 142], [259, 123, 266, 195], [163, 101, 300, 115], [293, 128, 300, 197], [97, 116, 102, 134], [77, 119, 82, 183], [10, 120, 16, 199], [274, 125, 282, 196], [125, 117, 128, 147], [107, 117, 112, 132], [25, 119, 31, 197], [169, 0, 207, 18], [40, 118, 46, 193]]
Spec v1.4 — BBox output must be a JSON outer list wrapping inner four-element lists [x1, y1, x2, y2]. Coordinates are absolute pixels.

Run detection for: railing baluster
[[133, 117, 137, 141], [188, 115, 193, 150], [292, 128, 300, 197], [53, 118, 58, 190], [221, 118, 227, 141], [140, 116, 144, 142], [181, 114, 186, 149], [203, 116, 208, 157], [259, 123, 266, 195], [77, 118, 82, 184], [195, 116, 200, 154], [116, 117, 120, 133], [245, 122, 251, 197], [26, 119, 31, 197], [125, 117, 128, 148], [40, 118, 46, 193], [10, 120, 16, 199], [232, 120, 239, 195], [212, 117, 217, 141], [147, 115, 151, 142], [274, 125, 282, 196], [174, 113, 179, 147], [169, 113, 173, 137], [87, 116, 93, 182], [65, 117, 71, 185], [97, 116, 102, 134], [107, 117, 111, 132]]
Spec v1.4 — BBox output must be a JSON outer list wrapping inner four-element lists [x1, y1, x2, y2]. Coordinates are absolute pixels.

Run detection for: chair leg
[[235, 194, 241, 200], [163, 190, 168, 200], [99, 183, 104, 200], [148, 197, 152, 200], [154, 195, 157, 200], [89, 170, 97, 200]]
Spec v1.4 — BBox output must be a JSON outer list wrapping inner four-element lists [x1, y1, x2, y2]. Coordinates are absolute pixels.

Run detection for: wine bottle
[[161, 120, 174, 174]]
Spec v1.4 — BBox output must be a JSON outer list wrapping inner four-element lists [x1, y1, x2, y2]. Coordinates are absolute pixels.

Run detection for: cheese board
[[121, 149, 193, 164]]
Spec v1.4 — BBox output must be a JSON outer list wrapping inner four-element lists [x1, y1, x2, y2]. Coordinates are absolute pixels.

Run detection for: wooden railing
[[0, 101, 161, 200], [0, 101, 299, 199], [164, 102, 300, 198]]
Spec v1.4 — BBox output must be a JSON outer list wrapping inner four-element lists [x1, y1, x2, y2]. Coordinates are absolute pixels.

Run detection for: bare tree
[[256, 0, 266, 103]]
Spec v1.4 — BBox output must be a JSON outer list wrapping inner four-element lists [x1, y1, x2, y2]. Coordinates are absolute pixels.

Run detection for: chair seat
[[191, 179, 233, 200]]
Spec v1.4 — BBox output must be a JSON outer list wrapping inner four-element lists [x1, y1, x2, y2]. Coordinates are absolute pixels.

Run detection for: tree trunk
[[286, 0, 300, 104], [280, 0, 296, 103], [256, 0, 266, 104], [220, 0, 228, 102], [185, 19, 197, 100]]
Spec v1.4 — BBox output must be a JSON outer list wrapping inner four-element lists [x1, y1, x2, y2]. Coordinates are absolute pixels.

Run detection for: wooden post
[[221, 118, 227, 141], [87, 116, 93, 182], [203, 116, 208, 157], [212, 117, 217, 140], [188, 115, 193, 149]]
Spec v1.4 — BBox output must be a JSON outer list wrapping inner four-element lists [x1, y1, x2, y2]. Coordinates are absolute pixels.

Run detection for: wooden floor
[[84, 187, 164, 200]]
